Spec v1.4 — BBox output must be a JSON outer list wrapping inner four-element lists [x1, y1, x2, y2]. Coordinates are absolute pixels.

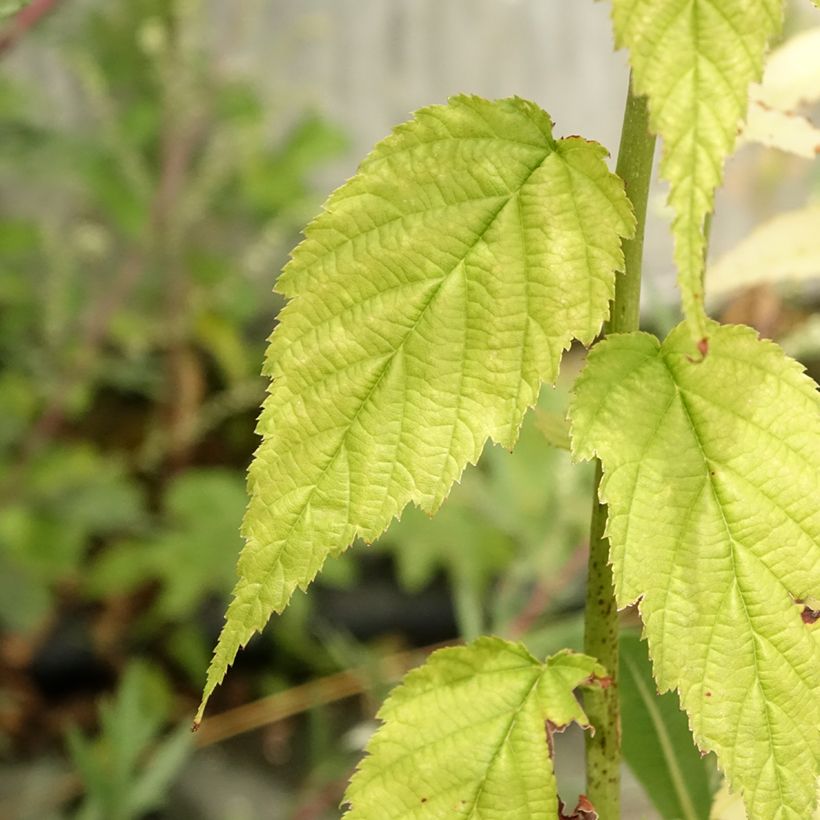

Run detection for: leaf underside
[[343, 638, 604, 819], [197, 96, 635, 720], [611, 0, 784, 343], [570, 322, 820, 820]]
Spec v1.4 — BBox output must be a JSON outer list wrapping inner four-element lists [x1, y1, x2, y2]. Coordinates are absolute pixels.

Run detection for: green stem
[[583, 74, 656, 820]]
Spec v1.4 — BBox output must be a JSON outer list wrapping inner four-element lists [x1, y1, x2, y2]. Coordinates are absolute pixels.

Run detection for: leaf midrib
[[672, 382, 789, 811], [255, 150, 556, 598]]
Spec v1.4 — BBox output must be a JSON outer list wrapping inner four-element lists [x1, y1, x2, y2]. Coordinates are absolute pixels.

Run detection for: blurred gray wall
[[203, 0, 817, 309], [210, 0, 629, 162], [9, 0, 818, 310]]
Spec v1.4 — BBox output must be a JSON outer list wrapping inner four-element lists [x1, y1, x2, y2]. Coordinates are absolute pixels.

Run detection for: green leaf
[[708, 204, 820, 297], [198, 95, 634, 721], [0, 1, 30, 20], [67, 662, 191, 820], [90, 470, 247, 621], [620, 632, 714, 820], [570, 321, 820, 820], [342, 638, 606, 818], [611, 0, 784, 343], [533, 407, 571, 451]]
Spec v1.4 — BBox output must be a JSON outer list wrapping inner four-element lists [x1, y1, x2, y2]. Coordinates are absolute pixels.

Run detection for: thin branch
[[0, 0, 64, 56], [193, 641, 452, 748]]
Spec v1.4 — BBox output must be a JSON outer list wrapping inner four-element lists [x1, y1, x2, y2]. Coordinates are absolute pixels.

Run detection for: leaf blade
[[620, 632, 713, 820], [342, 638, 605, 819], [611, 0, 784, 343], [198, 96, 635, 721], [570, 322, 820, 819]]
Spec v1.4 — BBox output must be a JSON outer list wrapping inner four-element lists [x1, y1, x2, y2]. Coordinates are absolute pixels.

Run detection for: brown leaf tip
[[559, 794, 598, 820]]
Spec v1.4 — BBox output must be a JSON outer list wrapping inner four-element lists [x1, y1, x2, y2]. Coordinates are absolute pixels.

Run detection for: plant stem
[[583, 74, 656, 819]]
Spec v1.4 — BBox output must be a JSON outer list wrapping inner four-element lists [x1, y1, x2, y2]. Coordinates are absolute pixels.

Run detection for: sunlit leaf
[[612, 0, 784, 343], [343, 638, 606, 819], [198, 95, 634, 721], [570, 321, 820, 819]]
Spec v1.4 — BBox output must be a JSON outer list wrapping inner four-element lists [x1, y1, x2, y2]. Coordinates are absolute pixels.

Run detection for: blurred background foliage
[[0, 0, 817, 818]]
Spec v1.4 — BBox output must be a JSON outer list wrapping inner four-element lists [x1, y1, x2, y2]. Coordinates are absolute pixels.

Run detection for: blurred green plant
[[0, 444, 144, 633], [0, 0, 346, 464], [0, 0, 346, 639], [0, 1, 31, 22], [88, 470, 246, 622], [0, 1, 347, 813], [65, 661, 192, 820]]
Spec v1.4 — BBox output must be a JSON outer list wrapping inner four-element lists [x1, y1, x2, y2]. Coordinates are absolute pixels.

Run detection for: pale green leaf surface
[[750, 26, 820, 111], [197, 96, 634, 721], [612, 0, 784, 342], [708, 204, 820, 297], [533, 407, 572, 450], [343, 638, 605, 819], [740, 102, 820, 159], [740, 27, 820, 159], [570, 322, 820, 819]]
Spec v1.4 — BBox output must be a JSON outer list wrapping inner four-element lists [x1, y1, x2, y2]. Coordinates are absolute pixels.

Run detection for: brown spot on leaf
[[686, 337, 709, 363], [705, 691, 712, 697], [801, 607, 819, 625]]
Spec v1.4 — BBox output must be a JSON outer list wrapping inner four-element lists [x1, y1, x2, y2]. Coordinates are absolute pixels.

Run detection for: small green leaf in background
[[570, 321, 820, 820], [199, 95, 635, 721], [0, 445, 144, 633], [533, 407, 571, 451], [620, 632, 714, 820], [66, 661, 192, 820], [89, 469, 247, 621], [611, 0, 784, 343], [381, 500, 515, 641], [342, 638, 606, 818], [377, 397, 590, 641]]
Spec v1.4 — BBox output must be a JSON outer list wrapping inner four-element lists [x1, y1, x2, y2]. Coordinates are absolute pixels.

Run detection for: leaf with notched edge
[[611, 0, 784, 344], [570, 321, 820, 820], [343, 638, 606, 819], [196, 95, 634, 722]]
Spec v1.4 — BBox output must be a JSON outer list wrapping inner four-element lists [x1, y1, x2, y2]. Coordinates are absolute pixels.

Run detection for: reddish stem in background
[[0, 0, 64, 56]]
